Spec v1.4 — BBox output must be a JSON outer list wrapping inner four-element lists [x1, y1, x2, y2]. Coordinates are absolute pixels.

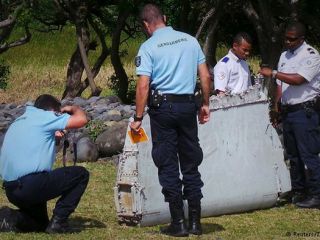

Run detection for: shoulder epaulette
[[307, 47, 316, 54], [222, 57, 229, 63]]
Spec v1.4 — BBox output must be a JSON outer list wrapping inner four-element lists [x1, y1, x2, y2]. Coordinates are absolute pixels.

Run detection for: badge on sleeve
[[218, 72, 225, 80], [135, 56, 141, 67]]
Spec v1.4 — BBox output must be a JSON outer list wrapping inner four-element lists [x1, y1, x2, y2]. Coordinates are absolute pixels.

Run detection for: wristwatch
[[134, 114, 143, 121], [272, 70, 278, 78]]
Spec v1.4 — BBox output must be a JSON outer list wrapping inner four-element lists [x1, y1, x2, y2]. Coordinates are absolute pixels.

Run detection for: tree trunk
[[202, 0, 224, 69], [63, 22, 92, 99], [242, 0, 282, 68], [62, 45, 84, 99], [76, 26, 101, 97], [111, 9, 131, 104], [79, 18, 110, 93]]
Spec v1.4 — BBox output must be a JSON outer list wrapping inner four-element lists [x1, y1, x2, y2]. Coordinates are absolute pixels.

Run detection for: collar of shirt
[[153, 26, 173, 36], [228, 50, 241, 63], [289, 41, 306, 55]]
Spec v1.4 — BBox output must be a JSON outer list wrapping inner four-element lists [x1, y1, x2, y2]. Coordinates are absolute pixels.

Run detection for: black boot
[[295, 195, 320, 209], [188, 200, 202, 235], [290, 190, 307, 204], [45, 215, 70, 234], [160, 202, 189, 237], [15, 211, 48, 232]]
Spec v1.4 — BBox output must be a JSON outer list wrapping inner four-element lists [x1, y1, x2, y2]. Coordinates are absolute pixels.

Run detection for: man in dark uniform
[[130, 4, 211, 237], [259, 22, 320, 208], [0, 94, 89, 233]]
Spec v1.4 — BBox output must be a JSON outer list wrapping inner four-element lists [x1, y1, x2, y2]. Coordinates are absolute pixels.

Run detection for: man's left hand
[[55, 130, 66, 140]]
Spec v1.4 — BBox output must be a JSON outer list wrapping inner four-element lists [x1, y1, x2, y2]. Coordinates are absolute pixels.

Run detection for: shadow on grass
[[0, 207, 106, 234], [68, 216, 106, 232], [202, 223, 225, 234], [145, 223, 225, 236]]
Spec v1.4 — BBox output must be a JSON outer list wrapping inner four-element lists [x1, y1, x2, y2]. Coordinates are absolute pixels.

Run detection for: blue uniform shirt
[[0, 106, 70, 181], [136, 26, 205, 94]]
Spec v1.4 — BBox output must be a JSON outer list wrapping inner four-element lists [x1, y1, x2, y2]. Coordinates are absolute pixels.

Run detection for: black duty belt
[[2, 171, 48, 189], [162, 94, 195, 103], [281, 99, 317, 113], [2, 178, 22, 190]]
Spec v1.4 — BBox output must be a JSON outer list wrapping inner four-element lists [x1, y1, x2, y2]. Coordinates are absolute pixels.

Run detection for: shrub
[[86, 120, 106, 141], [0, 60, 10, 90], [107, 73, 136, 103]]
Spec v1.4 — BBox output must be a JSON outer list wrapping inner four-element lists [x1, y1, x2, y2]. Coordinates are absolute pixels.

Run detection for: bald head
[[140, 3, 164, 25], [286, 22, 306, 38]]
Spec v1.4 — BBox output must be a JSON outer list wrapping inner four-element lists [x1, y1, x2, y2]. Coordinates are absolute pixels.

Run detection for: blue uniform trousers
[[149, 101, 204, 203], [283, 108, 320, 196], [3, 166, 89, 231]]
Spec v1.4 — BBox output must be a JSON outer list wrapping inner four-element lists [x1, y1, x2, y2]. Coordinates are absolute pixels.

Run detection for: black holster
[[194, 83, 203, 110], [149, 89, 163, 108]]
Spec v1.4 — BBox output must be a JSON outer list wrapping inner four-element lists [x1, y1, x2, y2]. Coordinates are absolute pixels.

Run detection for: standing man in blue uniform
[[213, 32, 252, 95], [259, 22, 320, 208], [0, 94, 89, 233], [130, 4, 211, 237]]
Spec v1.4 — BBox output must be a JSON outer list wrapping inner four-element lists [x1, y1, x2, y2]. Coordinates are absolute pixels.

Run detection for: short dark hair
[[233, 32, 252, 45], [286, 21, 306, 37], [34, 94, 61, 112], [140, 3, 164, 24]]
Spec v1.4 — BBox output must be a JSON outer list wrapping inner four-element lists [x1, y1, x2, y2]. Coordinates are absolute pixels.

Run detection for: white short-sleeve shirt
[[213, 50, 251, 94], [276, 41, 320, 105]]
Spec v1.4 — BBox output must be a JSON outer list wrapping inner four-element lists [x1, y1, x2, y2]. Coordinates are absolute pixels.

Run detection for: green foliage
[[1, 162, 320, 239], [2, 26, 77, 67], [107, 73, 136, 102], [85, 120, 106, 140], [0, 59, 10, 90]]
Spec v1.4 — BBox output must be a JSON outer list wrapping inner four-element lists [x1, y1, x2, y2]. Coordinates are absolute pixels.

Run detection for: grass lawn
[[1, 160, 320, 240]]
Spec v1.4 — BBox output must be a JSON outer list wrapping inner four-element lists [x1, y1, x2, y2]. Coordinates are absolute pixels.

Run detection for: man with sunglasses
[[259, 22, 320, 208]]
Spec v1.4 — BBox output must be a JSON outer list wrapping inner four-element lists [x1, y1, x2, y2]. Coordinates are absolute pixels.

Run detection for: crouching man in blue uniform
[[130, 4, 211, 237], [0, 94, 89, 233], [260, 22, 320, 208]]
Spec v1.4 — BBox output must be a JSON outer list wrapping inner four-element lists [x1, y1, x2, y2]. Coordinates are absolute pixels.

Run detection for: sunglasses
[[285, 36, 301, 42]]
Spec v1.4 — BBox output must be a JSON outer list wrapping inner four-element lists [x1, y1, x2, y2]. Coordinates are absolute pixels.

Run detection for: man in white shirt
[[213, 32, 252, 95], [259, 22, 320, 208]]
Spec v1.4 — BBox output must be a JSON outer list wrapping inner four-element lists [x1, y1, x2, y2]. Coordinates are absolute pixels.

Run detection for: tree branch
[[0, 26, 31, 54], [195, 7, 216, 39]]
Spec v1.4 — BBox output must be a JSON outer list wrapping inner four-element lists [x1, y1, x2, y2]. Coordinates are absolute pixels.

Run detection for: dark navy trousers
[[283, 108, 320, 195], [3, 166, 89, 231], [149, 102, 204, 203]]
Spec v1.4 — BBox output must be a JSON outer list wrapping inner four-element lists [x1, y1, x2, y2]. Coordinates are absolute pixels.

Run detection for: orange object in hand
[[128, 127, 149, 144]]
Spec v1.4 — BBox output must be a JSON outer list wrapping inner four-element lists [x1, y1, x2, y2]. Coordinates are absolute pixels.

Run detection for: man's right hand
[[269, 109, 281, 128], [130, 120, 142, 133], [198, 105, 210, 124]]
